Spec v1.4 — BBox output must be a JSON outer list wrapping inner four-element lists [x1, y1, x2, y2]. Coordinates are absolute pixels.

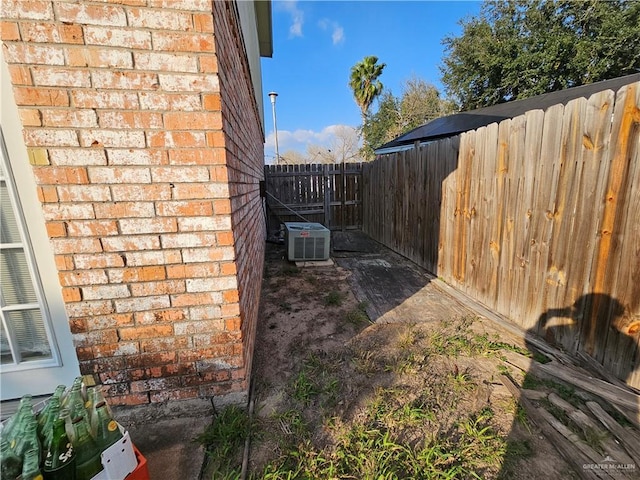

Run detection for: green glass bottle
[[39, 398, 61, 465], [14, 418, 41, 465], [53, 384, 66, 399], [87, 386, 111, 436], [21, 448, 43, 480], [37, 386, 65, 431], [71, 417, 103, 480], [39, 397, 61, 438], [65, 383, 90, 427], [43, 417, 76, 480], [61, 377, 86, 409], [8, 411, 40, 458], [0, 438, 22, 480], [92, 402, 122, 452], [91, 386, 109, 416], [84, 386, 95, 412], [2, 395, 33, 449], [59, 408, 75, 444], [85, 387, 97, 435]]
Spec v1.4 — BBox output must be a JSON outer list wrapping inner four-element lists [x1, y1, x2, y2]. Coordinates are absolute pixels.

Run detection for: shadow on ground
[[246, 231, 579, 479]]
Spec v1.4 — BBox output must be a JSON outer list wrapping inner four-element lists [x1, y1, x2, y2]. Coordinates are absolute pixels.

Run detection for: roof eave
[[255, 1, 273, 58]]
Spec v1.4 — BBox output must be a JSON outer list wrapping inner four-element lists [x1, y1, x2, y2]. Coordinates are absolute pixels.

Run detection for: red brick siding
[[1, 0, 265, 405], [212, 1, 266, 391]]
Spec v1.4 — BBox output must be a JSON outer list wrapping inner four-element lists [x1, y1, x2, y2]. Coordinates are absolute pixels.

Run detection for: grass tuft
[[345, 308, 369, 325], [248, 316, 539, 479], [195, 405, 249, 476], [324, 290, 344, 306]]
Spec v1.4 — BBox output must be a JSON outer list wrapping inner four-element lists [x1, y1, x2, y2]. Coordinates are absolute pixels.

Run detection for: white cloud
[[332, 26, 345, 45], [264, 124, 360, 161], [280, 0, 304, 38], [318, 18, 345, 46]]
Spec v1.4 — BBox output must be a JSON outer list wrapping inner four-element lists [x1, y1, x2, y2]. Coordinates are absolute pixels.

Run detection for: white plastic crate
[[91, 424, 137, 480]]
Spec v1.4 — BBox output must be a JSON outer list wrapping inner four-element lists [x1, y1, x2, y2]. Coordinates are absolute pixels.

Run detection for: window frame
[[1, 131, 61, 370], [0, 47, 79, 400]]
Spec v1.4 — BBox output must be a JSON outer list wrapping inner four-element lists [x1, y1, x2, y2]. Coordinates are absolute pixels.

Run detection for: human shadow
[[535, 294, 625, 363], [499, 293, 640, 478]]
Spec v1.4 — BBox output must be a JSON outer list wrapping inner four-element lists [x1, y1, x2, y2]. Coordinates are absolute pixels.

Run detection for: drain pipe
[[240, 376, 257, 480], [198, 396, 219, 480]]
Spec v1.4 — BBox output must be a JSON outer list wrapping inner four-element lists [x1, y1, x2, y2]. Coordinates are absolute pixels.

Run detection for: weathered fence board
[[363, 81, 640, 388], [264, 163, 363, 231]]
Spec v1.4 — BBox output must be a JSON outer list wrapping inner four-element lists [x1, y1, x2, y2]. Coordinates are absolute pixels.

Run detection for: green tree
[[360, 78, 454, 159], [397, 76, 456, 133], [360, 91, 399, 159], [441, 0, 640, 110], [349, 56, 386, 122]]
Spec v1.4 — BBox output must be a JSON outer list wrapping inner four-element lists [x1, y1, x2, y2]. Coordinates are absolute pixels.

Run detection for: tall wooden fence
[[264, 163, 363, 231], [363, 81, 640, 387]]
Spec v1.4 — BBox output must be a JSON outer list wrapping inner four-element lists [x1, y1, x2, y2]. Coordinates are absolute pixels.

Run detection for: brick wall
[[1, 0, 265, 406], [212, 1, 266, 393]]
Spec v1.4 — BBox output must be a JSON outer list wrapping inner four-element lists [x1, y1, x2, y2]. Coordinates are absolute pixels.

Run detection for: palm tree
[[349, 56, 386, 123]]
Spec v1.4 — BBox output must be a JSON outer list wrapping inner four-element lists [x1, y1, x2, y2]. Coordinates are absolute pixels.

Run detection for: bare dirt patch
[[196, 241, 638, 479], [245, 242, 583, 479]]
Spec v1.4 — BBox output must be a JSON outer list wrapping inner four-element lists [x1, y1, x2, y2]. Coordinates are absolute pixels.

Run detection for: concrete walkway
[[114, 398, 214, 480], [333, 231, 481, 325]]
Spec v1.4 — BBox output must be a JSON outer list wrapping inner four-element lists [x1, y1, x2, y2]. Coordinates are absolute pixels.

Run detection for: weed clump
[[324, 290, 344, 306], [195, 405, 250, 477]]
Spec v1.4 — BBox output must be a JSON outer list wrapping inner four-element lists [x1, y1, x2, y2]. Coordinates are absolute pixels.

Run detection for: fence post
[[340, 161, 346, 232], [323, 164, 331, 228]]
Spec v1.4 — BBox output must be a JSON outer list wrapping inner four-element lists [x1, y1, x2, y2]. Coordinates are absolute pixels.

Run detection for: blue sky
[[261, 0, 482, 161]]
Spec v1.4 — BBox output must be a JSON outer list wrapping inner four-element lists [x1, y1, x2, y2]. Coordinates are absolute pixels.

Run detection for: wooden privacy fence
[[363, 81, 640, 388], [264, 163, 363, 231]]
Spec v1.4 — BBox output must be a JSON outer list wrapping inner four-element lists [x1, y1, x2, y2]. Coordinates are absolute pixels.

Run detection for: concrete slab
[[125, 416, 207, 480], [113, 398, 216, 480], [332, 231, 472, 324], [332, 230, 384, 254], [294, 258, 334, 267]]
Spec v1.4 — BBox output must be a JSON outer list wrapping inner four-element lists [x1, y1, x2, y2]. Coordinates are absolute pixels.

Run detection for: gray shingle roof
[[375, 73, 640, 154]]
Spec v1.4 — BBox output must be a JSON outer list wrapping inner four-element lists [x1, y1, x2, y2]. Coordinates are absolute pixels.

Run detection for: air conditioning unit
[[284, 222, 330, 262]]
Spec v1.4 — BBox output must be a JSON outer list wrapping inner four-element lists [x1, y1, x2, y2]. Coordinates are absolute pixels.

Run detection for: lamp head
[[268, 91, 278, 104]]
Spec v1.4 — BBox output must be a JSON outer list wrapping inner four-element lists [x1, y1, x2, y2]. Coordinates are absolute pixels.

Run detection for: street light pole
[[268, 92, 280, 164]]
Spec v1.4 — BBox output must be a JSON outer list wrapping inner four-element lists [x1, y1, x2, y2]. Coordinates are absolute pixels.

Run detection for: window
[[0, 132, 58, 369]]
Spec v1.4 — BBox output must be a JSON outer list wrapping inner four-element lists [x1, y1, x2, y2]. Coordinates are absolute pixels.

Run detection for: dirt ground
[[247, 239, 636, 479]]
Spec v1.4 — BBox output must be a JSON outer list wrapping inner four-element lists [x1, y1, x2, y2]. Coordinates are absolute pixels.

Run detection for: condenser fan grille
[[293, 237, 326, 260], [285, 222, 330, 261]]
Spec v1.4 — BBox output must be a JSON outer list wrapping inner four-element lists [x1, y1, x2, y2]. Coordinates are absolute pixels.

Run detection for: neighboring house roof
[[255, 0, 273, 57], [375, 73, 640, 154]]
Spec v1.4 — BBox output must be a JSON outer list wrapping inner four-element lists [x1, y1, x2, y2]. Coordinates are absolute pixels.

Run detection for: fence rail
[[363, 81, 640, 388], [264, 163, 363, 231]]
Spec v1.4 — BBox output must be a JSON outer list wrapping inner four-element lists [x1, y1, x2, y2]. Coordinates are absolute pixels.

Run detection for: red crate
[[125, 445, 149, 480]]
